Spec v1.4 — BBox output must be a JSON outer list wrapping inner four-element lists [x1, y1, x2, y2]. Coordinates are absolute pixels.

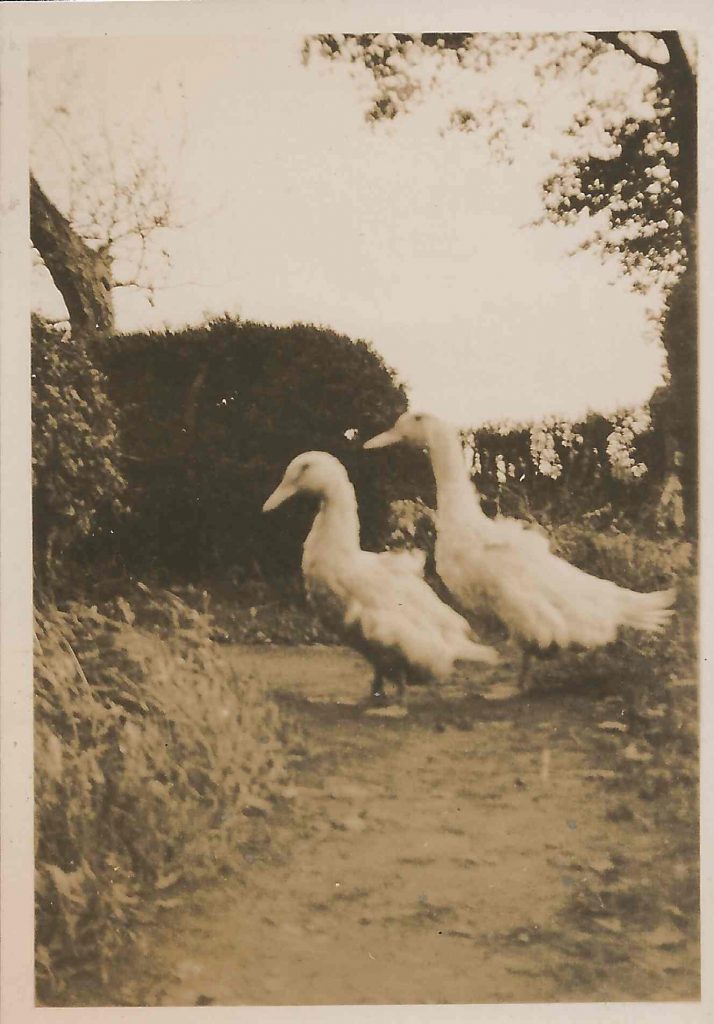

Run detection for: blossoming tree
[[305, 31, 697, 529]]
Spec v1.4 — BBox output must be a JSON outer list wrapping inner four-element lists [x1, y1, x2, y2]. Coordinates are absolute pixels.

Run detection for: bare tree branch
[[32, 58, 184, 311]]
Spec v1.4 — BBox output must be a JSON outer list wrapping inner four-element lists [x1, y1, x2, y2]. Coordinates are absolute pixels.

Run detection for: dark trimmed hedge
[[88, 317, 429, 581]]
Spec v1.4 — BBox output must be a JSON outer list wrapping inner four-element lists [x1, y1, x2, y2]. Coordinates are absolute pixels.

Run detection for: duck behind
[[365, 413, 675, 684], [262, 451, 498, 702]]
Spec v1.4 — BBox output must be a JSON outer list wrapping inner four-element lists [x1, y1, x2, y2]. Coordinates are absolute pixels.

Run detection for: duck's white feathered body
[[436, 494, 673, 650], [365, 414, 675, 656], [304, 518, 494, 681], [263, 452, 497, 698]]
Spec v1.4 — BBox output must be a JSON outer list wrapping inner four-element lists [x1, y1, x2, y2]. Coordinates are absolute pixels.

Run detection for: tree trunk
[[658, 34, 698, 534], [654, 260, 697, 534], [30, 174, 114, 342]]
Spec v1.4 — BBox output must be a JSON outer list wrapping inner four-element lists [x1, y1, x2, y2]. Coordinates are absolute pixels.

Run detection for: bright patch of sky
[[30, 33, 667, 427]]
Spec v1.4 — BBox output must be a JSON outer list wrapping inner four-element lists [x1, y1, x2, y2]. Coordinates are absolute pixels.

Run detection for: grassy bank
[[34, 587, 303, 1003]]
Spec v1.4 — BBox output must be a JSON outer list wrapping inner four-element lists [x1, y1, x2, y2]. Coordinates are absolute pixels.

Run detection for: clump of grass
[[527, 524, 699, 997], [34, 587, 300, 1003], [545, 523, 698, 841]]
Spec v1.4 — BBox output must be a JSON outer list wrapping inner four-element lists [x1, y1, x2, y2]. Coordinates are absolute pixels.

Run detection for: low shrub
[[173, 578, 338, 647], [31, 316, 127, 586], [548, 521, 694, 593], [34, 588, 300, 1002]]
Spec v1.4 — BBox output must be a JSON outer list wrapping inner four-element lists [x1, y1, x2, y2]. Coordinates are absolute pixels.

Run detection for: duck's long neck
[[305, 478, 361, 562], [428, 423, 486, 521]]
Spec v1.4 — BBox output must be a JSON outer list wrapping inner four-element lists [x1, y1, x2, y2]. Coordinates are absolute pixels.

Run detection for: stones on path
[[241, 796, 272, 817], [364, 704, 409, 719], [321, 775, 372, 833], [324, 777, 372, 801], [644, 924, 687, 950], [622, 742, 653, 763], [579, 768, 617, 781], [482, 683, 520, 702], [587, 855, 617, 876], [593, 916, 623, 934], [329, 813, 367, 833]]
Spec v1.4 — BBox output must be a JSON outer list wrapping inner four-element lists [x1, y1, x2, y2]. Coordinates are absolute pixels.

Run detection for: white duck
[[262, 451, 498, 702], [364, 413, 675, 686]]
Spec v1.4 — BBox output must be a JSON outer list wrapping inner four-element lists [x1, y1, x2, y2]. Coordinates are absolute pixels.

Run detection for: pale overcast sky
[[30, 33, 667, 427]]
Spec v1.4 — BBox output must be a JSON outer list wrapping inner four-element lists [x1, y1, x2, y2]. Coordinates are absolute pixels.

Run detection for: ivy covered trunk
[[656, 34, 698, 535]]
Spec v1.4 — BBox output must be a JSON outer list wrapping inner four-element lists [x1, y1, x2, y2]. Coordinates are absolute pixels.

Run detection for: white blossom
[[649, 164, 670, 181]]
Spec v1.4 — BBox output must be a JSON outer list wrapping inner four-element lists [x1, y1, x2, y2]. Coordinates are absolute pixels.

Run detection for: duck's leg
[[394, 668, 406, 704], [370, 668, 387, 703], [518, 647, 532, 692]]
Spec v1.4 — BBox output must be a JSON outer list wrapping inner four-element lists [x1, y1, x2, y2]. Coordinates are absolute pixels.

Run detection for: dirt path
[[125, 646, 698, 1006]]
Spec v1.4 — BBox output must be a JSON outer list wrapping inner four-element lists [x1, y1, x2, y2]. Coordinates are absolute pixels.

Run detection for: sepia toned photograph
[[6, 8, 703, 1013]]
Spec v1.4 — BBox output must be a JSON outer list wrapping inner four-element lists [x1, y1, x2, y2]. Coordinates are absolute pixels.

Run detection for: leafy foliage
[[304, 33, 548, 126], [32, 315, 127, 582], [93, 317, 428, 581], [543, 99, 686, 285], [540, 33, 695, 285], [34, 586, 300, 1002], [306, 32, 695, 276]]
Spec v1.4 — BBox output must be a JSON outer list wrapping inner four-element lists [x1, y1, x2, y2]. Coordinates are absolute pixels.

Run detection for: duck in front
[[262, 451, 498, 703]]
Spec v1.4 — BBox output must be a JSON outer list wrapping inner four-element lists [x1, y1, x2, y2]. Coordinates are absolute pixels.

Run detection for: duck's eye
[[413, 414, 423, 422]]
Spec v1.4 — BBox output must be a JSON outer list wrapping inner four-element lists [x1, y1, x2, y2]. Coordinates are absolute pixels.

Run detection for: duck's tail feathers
[[622, 587, 676, 633]]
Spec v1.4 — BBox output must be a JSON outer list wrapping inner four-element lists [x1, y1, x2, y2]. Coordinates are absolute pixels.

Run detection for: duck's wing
[[304, 572, 352, 635], [482, 516, 552, 556], [342, 552, 498, 676], [443, 521, 565, 648], [454, 517, 673, 650]]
